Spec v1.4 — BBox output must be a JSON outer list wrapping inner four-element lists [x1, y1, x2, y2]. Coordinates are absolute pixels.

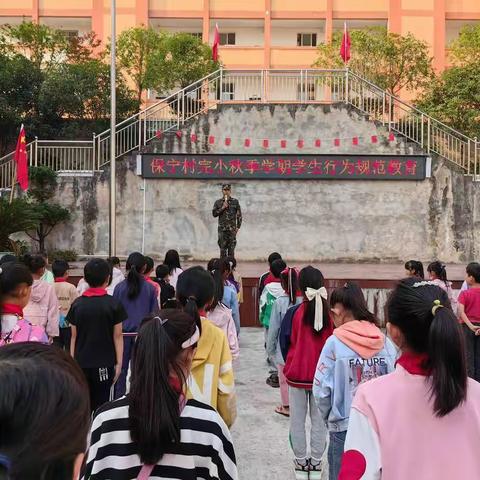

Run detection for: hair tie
[[188, 295, 197, 303], [432, 299, 444, 316], [153, 315, 168, 326], [181, 326, 200, 349], [0, 453, 11, 471], [0, 267, 3, 275]]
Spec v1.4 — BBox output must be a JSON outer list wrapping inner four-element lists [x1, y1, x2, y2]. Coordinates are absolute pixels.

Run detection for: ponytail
[[125, 252, 146, 300], [280, 267, 300, 305], [299, 266, 330, 333], [206, 258, 224, 312], [388, 279, 467, 417], [427, 261, 448, 288], [129, 310, 198, 464]]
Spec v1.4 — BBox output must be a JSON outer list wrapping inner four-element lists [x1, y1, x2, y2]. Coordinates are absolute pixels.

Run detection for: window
[[219, 33, 236, 45], [63, 30, 79, 41], [297, 33, 317, 47], [189, 32, 203, 40]]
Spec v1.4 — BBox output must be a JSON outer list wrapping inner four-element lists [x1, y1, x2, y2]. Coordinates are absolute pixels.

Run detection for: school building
[[1, 0, 480, 72]]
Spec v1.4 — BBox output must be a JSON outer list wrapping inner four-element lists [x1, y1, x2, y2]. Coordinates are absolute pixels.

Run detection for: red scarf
[[83, 287, 108, 297], [264, 273, 277, 286], [198, 308, 207, 317], [54, 277, 68, 283], [396, 351, 431, 376], [1, 303, 23, 316]]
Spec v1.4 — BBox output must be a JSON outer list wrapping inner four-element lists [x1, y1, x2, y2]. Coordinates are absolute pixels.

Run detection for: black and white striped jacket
[[83, 397, 237, 480]]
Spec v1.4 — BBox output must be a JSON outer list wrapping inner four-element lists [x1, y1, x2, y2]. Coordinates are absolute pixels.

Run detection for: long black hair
[[164, 250, 181, 276], [0, 262, 33, 325], [129, 310, 197, 465], [330, 281, 378, 325], [405, 260, 424, 279], [280, 267, 300, 305], [125, 252, 147, 300], [427, 261, 448, 286], [388, 278, 467, 417], [176, 266, 214, 327], [0, 343, 90, 480], [206, 258, 224, 312], [299, 266, 330, 333]]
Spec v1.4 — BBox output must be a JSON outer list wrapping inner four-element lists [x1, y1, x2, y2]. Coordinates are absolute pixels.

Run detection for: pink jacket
[[340, 354, 480, 480], [24, 279, 59, 338], [206, 303, 239, 360]]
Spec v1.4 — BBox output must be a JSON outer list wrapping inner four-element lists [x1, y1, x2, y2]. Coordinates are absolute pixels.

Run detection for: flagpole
[[9, 163, 16, 204], [109, 0, 117, 256]]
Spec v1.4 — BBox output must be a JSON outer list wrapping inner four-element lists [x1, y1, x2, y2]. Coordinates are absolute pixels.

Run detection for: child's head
[[164, 250, 181, 274], [270, 258, 287, 279], [299, 266, 330, 333], [465, 262, 480, 286], [107, 256, 121, 268], [267, 252, 282, 267], [126, 252, 147, 299], [404, 260, 424, 279], [387, 278, 466, 417], [0, 261, 33, 312], [0, 254, 17, 265], [23, 254, 46, 278], [129, 309, 198, 465], [330, 282, 377, 328], [84, 259, 111, 288], [0, 342, 90, 480], [176, 266, 214, 326], [52, 260, 69, 279], [155, 264, 170, 282], [427, 261, 448, 283], [280, 267, 300, 305], [144, 256, 155, 276]]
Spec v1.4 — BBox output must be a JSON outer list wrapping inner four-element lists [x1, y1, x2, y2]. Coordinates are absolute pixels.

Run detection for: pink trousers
[[277, 364, 289, 406]]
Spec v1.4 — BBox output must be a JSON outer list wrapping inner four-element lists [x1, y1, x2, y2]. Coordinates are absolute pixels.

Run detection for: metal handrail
[[1, 68, 478, 186]]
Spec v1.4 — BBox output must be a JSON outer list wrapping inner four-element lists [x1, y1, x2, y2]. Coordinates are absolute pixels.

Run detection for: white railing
[[1, 68, 478, 189]]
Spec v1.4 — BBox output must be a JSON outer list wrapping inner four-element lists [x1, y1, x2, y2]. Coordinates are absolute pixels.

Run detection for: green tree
[[0, 22, 69, 69], [115, 26, 163, 104], [0, 197, 40, 252], [314, 26, 434, 95], [149, 32, 220, 92], [26, 166, 70, 253], [449, 23, 480, 65]]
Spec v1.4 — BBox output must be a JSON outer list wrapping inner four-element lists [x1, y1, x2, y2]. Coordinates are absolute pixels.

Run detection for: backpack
[[0, 317, 48, 346]]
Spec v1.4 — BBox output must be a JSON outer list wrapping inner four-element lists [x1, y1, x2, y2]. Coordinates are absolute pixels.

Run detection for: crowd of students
[[1, 249, 480, 479]]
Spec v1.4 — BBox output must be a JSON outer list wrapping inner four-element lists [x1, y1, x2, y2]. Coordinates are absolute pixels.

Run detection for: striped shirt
[[83, 397, 238, 480]]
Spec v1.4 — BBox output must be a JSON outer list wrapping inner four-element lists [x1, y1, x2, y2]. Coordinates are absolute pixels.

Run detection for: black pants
[[463, 324, 480, 382], [53, 327, 71, 352], [218, 229, 237, 257], [82, 367, 115, 413]]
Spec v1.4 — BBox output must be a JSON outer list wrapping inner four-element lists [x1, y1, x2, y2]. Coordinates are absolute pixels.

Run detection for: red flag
[[209, 135, 215, 144], [352, 137, 359, 146], [213, 23, 220, 62], [263, 139, 269, 148], [225, 137, 231, 146], [340, 22, 351, 63], [14, 125, 28, 191]]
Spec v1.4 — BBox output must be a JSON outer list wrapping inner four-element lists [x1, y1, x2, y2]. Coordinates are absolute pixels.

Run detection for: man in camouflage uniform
[[212, 184, 242, 257]]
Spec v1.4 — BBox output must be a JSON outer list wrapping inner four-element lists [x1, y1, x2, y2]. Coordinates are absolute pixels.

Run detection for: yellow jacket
[[187, 318, 237, 427]]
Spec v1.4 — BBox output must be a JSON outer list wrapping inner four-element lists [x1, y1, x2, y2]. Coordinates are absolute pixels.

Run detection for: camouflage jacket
[[212, 197, 242, 232]]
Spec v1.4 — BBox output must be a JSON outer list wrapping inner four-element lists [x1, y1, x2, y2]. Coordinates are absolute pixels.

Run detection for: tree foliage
[[449, 24, 480, 65], [314, 27, 434, 95], [115, 26, 163, 103], [26, 167, 70, 253], [149, 32, 220, 91]]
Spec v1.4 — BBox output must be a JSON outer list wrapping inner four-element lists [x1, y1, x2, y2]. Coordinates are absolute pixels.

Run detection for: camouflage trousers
[[218, 229, 237, 258]]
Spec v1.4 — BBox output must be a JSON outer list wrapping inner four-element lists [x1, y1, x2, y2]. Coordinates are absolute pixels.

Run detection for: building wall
[[1, 0, 480, 70], [46, 104, 480, 262]]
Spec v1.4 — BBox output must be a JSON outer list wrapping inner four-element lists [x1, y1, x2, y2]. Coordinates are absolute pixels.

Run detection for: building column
[[136, 0, 149, 26], [32, 0, 39, 23], [325, 0, 333, 42], [92, 0, 104, 43], [203, 0, 210, 43], [264, 0, 271, 68], [433, 0, 446, 71], [388, 0, 401, 33]]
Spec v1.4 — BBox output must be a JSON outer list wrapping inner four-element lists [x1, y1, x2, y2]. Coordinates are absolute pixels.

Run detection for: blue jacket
[[222, 284, 240, 334], [312, 322, 397, 432]]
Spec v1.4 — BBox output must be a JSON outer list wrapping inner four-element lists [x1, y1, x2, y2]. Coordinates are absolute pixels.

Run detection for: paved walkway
[[231, 327, 328, 480]]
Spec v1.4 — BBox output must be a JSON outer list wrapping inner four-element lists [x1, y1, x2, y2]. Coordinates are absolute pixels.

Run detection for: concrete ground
[[231, 327, 328, 480]]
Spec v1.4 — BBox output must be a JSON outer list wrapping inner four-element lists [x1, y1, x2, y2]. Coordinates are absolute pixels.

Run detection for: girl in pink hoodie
[[339, 278, 480, 480], [22, 254, 59, 342]]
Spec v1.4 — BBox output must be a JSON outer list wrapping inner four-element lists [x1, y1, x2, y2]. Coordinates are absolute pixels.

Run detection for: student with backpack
[[52, 259, 78, 351], [313, 282, 397, 480], [83, 310, 238, 479], [280, 266, 333, 480], [113, 252, 159, 397], [0, 343, 90, 480], [177, 266, 237, 427], [339, 278, 480, 479], [68, 258, 127, 412], [0, 261, 48, 345]]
